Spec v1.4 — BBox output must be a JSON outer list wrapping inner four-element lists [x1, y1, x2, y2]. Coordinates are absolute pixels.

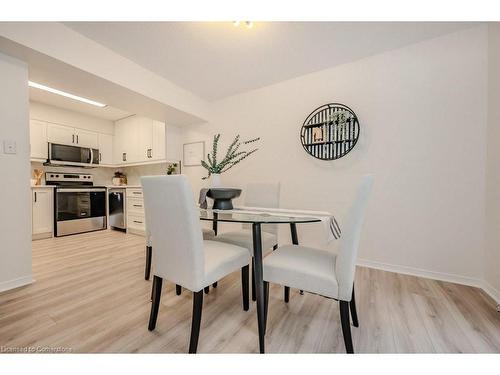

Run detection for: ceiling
[[29, 87, 131, 121], [65, 22, 476, 101], [0, 35, 206, 125]]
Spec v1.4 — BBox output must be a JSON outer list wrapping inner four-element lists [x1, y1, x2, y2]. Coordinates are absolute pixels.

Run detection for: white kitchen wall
[[30, 101, 114, 134], [0, 52, 32, 292], [183, 26, 489, 286], [121, 163, 171, 185], [485, 24, 500, 303]]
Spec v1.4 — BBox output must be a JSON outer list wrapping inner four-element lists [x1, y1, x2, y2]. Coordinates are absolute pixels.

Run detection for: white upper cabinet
[[136, 117, 153, 162], [113, 115, 167, 165], [75, 128, 99, 149], [98, 133, 113, 165], [152, 120, 166, 160], [30, 119, 48, 160], [46, 123, 98, 149], [47, 123, 75, 146]]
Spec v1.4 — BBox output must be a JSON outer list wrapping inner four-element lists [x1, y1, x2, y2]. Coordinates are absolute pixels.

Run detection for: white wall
[[485, 24, 500, 302], [183, 26, 488, 285], [30, 101, 114, 135], [0, 52, 32, 292]]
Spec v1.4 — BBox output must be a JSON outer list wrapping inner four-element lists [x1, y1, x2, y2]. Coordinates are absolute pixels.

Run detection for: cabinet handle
[[122, 153, 127, 162], [133, 204, 142, 207], [133, 220, 143, 224], [99, 152, 102, 162], [34, 192, 37, 203], [133, 192, 141, 195], [76, 135, 79, 144], [72, 134, 75, 144]]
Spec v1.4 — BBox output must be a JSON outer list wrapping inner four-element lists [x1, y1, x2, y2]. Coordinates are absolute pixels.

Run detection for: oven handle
[[57, 188, 107, 193]]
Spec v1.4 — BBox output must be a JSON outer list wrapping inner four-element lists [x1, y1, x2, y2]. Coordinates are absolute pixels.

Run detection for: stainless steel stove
[[46, 173, 107, 237]]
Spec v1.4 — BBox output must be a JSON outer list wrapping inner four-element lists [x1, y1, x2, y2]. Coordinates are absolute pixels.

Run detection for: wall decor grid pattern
[[300, 103, 360, 160]]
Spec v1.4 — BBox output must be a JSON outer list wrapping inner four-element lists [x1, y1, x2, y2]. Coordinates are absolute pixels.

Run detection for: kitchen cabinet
[[32, 187, 53, 240], [152, 120, 166, 160], [114, 115, 167, 165], [30, 119, 48, 160], [98, 133, 113, 165], [47, 123, 75, 146], [75, 128, 99, 149], [126, 188, 146, 236], [46, 123, 98, 148]]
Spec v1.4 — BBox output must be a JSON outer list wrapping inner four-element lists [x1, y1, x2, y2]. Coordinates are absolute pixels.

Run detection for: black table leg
[[290, 223, 298, 245], [252, 223, 265, 354], [212, 212, 218, 235], [284, 223, 300, 301]]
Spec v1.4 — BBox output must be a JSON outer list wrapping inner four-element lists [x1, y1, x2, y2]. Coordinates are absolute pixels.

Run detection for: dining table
[[199, 208, 321, 353]]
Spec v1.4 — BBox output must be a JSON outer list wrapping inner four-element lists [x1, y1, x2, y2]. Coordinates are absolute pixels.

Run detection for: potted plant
[[112, 171, 127, 186], [166, 163, 178, 175], [201, 134, 260, 186]]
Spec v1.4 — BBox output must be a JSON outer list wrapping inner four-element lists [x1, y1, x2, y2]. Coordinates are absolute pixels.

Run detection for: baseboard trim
[[480, 280, 500, 305], [357, 258, 483, 288], [0, 275, 33, 293]]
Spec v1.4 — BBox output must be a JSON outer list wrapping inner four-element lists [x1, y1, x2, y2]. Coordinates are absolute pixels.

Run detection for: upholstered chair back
[[243, 182, 281, 235], [142, 175, 205, 291], [335, 175, 374, 301]]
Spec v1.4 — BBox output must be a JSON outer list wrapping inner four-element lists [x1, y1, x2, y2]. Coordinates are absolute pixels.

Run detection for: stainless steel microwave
[[47, 143, 99, 168]]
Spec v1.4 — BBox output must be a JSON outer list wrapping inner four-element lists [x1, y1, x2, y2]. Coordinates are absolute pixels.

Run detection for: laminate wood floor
[[1, 230, 499, 353]]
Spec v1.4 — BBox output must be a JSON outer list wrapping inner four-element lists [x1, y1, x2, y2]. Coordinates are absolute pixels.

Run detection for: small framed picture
[[183, 141, 205, 166]]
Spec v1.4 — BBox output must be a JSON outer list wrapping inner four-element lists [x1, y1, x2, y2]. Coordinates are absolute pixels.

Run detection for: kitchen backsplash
[[31, 162, 174, 186]]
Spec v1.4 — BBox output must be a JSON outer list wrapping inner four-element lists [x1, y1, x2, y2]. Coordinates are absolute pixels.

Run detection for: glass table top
[[199, 209, 321, 224]]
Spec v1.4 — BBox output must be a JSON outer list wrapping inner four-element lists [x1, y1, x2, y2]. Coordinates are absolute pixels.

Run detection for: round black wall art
[[300, 103, 360, 160]]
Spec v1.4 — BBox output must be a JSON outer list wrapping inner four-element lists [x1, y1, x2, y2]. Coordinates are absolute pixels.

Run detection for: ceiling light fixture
[[233, 21, 253, 29], [28, 81, 107, 108]]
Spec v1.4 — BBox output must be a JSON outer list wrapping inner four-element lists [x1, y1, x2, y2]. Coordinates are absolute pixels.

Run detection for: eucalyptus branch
[[201, 134, 260, 179]]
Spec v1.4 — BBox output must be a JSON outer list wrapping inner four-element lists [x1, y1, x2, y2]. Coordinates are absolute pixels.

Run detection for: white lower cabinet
[[126, 188, 146, 236], [32, 187, 54, 240]]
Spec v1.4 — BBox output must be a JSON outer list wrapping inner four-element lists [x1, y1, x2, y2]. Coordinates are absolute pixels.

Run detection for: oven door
[[48, 143, 93, 167], [55, 188, 107, 236]]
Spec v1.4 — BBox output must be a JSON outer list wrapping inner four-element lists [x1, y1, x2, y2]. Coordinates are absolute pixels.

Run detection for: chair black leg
[[350, 287, 359, 327], [264, 281, 270, 334], [339, 301, 354, 353], [148, 276, 163, 331], [212, 282, 218, 288], [204, 286, 210, 294], [284, 286, 290, 303], [189, 290, 204, 353], [145, 246, 152, 280], [241, 265, 249, 311], [176, 284, 182, 295], [251, 259, 256, 301]]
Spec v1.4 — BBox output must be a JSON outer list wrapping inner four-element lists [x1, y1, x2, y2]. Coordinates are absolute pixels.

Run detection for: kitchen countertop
[[106, 185, 142, 189], [31, 185, 56, 189]]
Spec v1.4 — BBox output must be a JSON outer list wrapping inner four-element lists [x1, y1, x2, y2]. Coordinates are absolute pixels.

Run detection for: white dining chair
[[144, 226, 215, 282], [213, 182, 280, 300], [262, 175, 374, 353], [142, 175, 251, 353]]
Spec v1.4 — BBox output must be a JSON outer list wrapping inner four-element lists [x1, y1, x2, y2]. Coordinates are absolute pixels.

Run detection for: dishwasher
[[108, 188, 126, 231]]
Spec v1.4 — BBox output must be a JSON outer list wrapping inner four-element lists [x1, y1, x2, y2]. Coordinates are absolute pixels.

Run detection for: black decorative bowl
[[207, 188, 242, 210]]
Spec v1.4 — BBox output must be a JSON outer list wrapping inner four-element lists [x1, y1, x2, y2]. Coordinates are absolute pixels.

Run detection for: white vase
[[210, 173, 222, 187]]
